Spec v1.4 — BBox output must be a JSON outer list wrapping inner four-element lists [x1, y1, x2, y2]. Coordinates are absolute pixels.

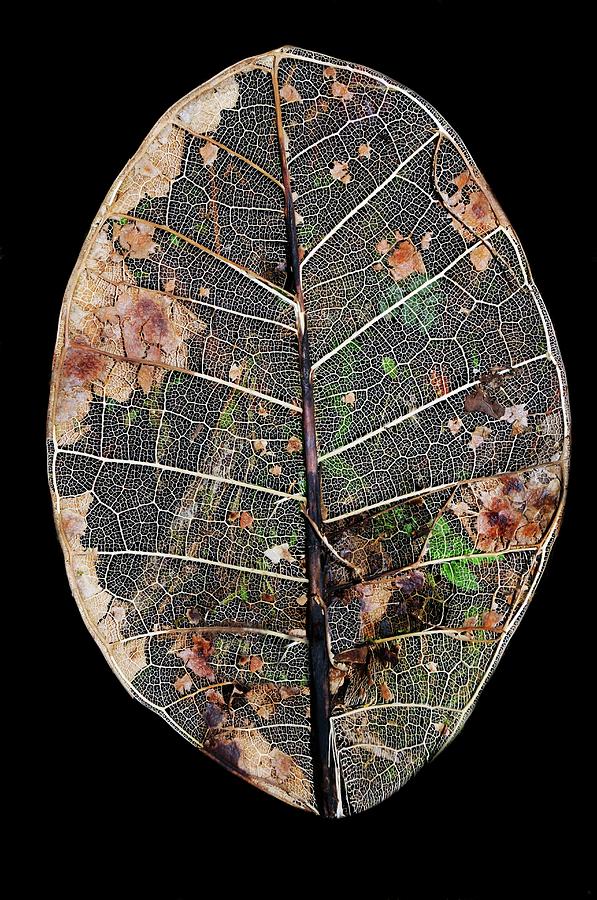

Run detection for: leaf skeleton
[[48, 46, 569, 817]]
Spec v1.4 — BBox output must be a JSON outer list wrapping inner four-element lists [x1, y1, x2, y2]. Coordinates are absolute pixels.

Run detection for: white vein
[[301, 134, 438, 267], [323, 457, 560, 523], [319, 353, 548, 462], [279, 49, 443, 131], [312, 227, 503, 373], [57, 448, 305, 501], [99, 549, 308, 583]]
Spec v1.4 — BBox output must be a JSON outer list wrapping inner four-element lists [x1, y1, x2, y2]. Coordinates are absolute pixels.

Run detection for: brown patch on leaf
[[269, 464, 282, 476], [420, 231, 433, 250], [464, 385, 505, 419], [376, 238, 391, 255], [199, 141, 219, 166], [330, 80, 353, 101], [68, 273, 201, 398], [448, 417, 463, 435], [430, 367, 450, 397], [178, 634, 215, 681], [174, 672, 193, 694], [280, 83, 302, 103], [249, 656, 263, 672], [470, 244, 493, 271], [379, 681, 394, 702], [229, 361, 244, 383], [264, 544, 295, 566], [461, 189, 498, 236], [62, 347, 107, 383], [482, 610, 502, 630], [205, 728, 313, 808], [245, 683, 283, 719], [330, 160, 352, 184], [387, 238, 426, 282], [187, 607, 202, 625], [469, 425, 492, 450], [477, 496, 522, 550], [355, 578, 394, 639], [177, 75, 240, 134], [323, 66, 337, 79], [252, 439, 268, 454], [115, 221, 158, 259], [286, 435, 302, 454], [59, 492, 114, 633], [444, 170, 498, 240], [239, 511, 254, 529], [358, 143, 371, 158], [501, 404, 529, 435], [342, 391, 356, 406], [112, 123, 186, 214], [394, 570, 426, 595], [54, 348, 109, 446], [335, 645, 369, 665], [451, 466, 561, 556]]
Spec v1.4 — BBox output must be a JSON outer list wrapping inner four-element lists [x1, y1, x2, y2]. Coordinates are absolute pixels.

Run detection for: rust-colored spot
[[430, 366, 450, 397], [335, 646, 369, 665], [464, 385, 505, 419], [477, 497, 522, 550], [379, 681, 393, 702], [178, 634, 215, 681], [286, 435, 302, 454], [239, 511, 254, 529], [63, 347, 106, 383], [387, 238, 425, 282]]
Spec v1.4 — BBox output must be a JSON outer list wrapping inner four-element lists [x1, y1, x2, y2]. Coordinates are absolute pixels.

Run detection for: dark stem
[[273, 68, 337, 818]]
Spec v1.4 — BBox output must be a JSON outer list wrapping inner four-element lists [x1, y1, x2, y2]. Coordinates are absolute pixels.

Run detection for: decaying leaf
[[48, 47, 569, 819]]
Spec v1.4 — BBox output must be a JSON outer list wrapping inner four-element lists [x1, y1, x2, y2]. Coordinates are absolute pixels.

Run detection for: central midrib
[[272, 58, 338, 818]]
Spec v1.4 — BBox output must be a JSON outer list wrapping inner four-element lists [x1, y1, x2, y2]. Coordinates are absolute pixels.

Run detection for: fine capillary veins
[[47, 46, 569, 818]]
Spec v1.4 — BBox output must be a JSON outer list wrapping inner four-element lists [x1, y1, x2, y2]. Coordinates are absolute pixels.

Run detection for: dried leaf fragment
[[331, 81, 354, 101], [330, 160, 352, 184], [281, 83, 302, 103], [264, 544, 295, 565], [199, 141, 219, 166], [286, 435, 302, 454]]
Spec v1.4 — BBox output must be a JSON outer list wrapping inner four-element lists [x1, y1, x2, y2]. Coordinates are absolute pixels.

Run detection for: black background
[[10, 3, 593, 897]]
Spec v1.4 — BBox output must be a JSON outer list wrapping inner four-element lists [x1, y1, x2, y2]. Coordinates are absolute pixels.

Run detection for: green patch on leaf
[[124, 408, 139, 426], [218, 395, 240, 430], [428, 517, 495, 593], [378, 283, 404, 318], [400, 274, 444, 332], [381, 356, 399, 379], [372, 505, 417, 538], [322, 455, 359, 483], [441, 560, 479, 592], [334, 341, 362, 384], [428, 516, 473, 559], [332, 396, 353, 446]]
